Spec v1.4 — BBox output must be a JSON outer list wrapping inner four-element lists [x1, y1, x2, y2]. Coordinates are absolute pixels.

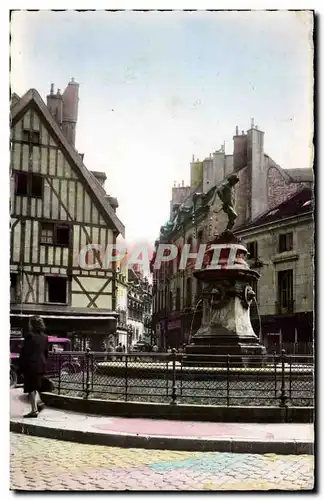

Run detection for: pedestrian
[[116, 342, 123, 353], [122, 344, 126, 352], [18, 316, 49, 418], [116, 342, 123, 361], [167, 346, 172, 354], [106, 341, 114, 361]]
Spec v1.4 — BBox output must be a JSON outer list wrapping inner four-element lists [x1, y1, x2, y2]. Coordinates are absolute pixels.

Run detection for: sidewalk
[[10, 389, 314, 454]]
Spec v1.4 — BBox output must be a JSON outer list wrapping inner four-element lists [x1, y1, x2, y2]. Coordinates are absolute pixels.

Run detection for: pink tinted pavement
[[10, 389, 313, 444]]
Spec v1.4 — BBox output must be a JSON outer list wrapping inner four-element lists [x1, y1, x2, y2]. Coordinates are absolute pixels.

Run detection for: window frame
[[278, 233, 293, 253], [45, 276, 68, 304], [247, 241, 258, 260], [278, 269, 294, 311], [22, 129, 40, 145], [10, 273, 18, 302], [15, 172, 44, 199], [40, 222, 71, 247]]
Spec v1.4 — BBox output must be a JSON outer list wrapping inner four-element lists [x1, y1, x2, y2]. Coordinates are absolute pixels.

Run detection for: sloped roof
[[283, 168, 314, 183], [11, 88, 125, 237], [237, 187, 313, 231], [11, 93, 20, 106]]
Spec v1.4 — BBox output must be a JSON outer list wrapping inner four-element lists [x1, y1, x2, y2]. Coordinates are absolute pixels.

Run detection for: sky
[[10, 10, 313, 244]]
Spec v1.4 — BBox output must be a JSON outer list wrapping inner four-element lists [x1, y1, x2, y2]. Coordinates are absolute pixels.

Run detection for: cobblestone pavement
[[10, 433, 314, 491]]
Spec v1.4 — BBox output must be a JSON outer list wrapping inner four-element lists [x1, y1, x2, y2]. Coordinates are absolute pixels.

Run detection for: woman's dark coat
[[19, 332, 48, 393]]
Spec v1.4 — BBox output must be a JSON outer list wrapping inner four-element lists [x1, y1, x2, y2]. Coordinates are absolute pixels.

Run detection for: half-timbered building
[[10, 80, 125, 351]]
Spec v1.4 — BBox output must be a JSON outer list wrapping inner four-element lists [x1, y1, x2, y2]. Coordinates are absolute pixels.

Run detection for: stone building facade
[[127, 267, 153, 348], [236, 187, 314, 354], [151, 120, 313, 351]]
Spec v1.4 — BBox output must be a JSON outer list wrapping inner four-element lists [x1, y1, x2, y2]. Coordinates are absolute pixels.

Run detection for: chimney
[[233, 127, 247, 172], [91, 170, 107, 188], [106, 196, 119, 212], [62, 78, 79, 146], [46, 83, 63, 125]]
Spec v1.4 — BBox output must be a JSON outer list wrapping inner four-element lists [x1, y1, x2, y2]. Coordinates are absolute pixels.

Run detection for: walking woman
[[19, 316, 48, 418]]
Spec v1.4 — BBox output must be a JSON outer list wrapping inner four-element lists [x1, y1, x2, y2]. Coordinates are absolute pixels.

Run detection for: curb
[[10, 420, 314, 455]]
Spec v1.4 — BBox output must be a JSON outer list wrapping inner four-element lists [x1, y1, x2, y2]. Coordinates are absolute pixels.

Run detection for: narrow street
[[10, 433, 314, 491]]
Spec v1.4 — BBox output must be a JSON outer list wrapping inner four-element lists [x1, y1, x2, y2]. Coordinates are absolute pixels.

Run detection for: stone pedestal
[[185, 232, 265, 367]]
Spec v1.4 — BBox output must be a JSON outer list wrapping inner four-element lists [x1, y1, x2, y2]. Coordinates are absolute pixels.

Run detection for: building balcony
[[275, 300, 295, 316]]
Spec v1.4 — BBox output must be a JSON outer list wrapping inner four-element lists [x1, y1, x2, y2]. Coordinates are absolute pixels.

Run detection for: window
[[40, 223, 70, 246], [15, 172, 28, 196], [22, 130, 40, 144], [56, 225, 70, 246], [46, 276, 67, 304], [247, 241, 258, 259], [186, 278, 192, 307], [279, 233, 293, 253], [176, 287, 181, 311], [40, 223, 54, 244], [10, 273, 18, 302], [31, 174, 43, 197], [278, 270, 293, 311], [15, 172, 43, 198]]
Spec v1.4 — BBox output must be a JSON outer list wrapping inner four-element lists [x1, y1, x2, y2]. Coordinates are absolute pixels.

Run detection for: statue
[[216, 174, 239, 232]]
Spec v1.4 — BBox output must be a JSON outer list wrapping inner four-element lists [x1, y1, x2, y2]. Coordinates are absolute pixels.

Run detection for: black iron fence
[[270, 342, 314, 356], [47, 349, 314, 408]]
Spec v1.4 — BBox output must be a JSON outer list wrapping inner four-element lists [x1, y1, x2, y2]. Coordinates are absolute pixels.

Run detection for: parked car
[[131, 341, 152, 353]]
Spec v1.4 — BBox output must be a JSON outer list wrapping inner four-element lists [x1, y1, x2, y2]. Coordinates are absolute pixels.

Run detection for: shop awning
[[10, 314, 116, 320]]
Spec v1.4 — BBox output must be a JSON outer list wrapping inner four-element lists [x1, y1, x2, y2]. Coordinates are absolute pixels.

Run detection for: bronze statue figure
[[216, 174, 239, 232]]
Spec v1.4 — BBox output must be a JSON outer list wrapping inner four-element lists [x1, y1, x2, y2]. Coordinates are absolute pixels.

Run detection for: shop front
[[10, 304, 118, 352]]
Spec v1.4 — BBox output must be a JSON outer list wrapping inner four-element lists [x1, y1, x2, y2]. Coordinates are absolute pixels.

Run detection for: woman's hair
[[29, 315, 45, 334]]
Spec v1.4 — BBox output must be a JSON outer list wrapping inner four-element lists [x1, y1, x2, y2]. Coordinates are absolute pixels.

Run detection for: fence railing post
[[84, 348, 91, 400], [125, 354, 128, 402], [226, 354, 230, 406], [274, 352, 277, 401], [170, 348, 177, 405], [279, 349, 288, 407], [180, 353, 183, 399], [58, 353, 61, 395]]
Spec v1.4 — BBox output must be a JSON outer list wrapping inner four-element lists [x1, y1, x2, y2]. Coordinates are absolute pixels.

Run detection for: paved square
[[10, 433, 314, 491]]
